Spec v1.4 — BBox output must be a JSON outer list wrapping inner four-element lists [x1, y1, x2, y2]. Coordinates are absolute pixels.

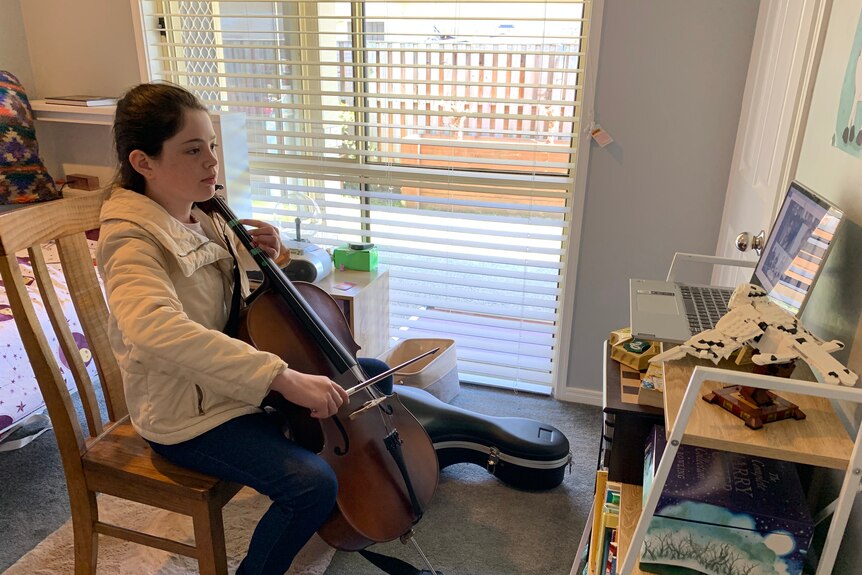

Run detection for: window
[[135, 0, 593, 394]]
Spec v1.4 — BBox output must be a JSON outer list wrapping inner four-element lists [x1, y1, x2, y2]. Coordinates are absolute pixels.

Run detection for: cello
[[197, 194, 441, 562]]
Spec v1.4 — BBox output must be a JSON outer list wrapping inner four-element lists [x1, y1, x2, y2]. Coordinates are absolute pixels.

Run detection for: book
[[640, 425, 814, 575], [588, 470, 609, 572], [44, 95, 117, 107], [604, 528, 618, 575]]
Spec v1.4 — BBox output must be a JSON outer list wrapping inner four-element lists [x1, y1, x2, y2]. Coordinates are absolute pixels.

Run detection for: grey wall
[[796, 0, 862, 388], [0, 0, 34, 89], [566, 0, 760, 394], [17, 0, 140, 98]]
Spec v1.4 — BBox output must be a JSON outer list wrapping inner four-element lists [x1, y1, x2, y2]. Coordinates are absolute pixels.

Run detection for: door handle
[[735, 230, 765, 255]]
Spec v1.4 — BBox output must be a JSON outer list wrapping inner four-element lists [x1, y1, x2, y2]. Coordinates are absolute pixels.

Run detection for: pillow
[[0, 71, 61, 204]]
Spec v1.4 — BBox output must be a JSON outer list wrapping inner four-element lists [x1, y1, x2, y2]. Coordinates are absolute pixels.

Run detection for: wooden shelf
[[579, 480, 647, 575], [663, 355, 854, 469], [30, 100, 115, 125], [617, 483, 646, 575], [574, 344, 656, 575]]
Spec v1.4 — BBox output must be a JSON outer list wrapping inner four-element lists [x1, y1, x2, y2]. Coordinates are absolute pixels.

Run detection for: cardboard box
[[377, 338, 459, 402], [642, 425, 813, 575]]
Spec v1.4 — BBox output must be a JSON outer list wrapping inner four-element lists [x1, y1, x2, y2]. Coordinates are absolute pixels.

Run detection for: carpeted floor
[[324, 384, 602, 575], [2, 488, 333, 575], [0, 383, 601, 575]]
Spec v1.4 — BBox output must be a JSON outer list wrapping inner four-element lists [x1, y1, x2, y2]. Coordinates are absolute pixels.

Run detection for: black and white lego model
[[649, 283, 858, 386]]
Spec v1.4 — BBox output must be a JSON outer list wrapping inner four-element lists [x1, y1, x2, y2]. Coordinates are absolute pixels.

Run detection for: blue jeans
[[148, 357, 391, 575]]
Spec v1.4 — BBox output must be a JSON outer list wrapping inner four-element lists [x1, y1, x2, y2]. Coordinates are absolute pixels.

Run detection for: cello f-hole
[[331, 416, 350, 456]]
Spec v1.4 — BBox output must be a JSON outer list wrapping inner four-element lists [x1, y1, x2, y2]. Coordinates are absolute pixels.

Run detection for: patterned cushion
[[0, 71, 61, 204]]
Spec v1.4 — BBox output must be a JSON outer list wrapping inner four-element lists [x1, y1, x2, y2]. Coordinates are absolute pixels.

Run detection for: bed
[[0, 236, 100, 450]]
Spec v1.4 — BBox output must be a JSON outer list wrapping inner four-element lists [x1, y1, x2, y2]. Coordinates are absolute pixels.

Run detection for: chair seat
[[83, 419, 242, 508]]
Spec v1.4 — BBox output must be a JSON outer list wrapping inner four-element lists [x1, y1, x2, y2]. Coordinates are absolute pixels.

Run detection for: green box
[[333, 246, 378, 271]]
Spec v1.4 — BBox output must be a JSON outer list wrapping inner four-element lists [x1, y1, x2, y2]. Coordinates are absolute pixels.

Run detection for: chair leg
[[71, 490, 99, 575], [192, 499, 229, 575]]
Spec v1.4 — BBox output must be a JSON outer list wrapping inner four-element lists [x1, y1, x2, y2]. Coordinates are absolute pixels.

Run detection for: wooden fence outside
[[337, 42, 581, 145]]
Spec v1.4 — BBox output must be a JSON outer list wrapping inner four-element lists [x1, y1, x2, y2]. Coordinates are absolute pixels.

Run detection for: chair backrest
[[0, 191, 125, 479]]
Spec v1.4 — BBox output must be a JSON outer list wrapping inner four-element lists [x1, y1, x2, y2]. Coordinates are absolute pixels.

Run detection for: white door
[[712, 0, 827, 287]]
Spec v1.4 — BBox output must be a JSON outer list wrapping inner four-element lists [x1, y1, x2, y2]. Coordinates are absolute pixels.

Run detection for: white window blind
[[136, 0, 592, 393]]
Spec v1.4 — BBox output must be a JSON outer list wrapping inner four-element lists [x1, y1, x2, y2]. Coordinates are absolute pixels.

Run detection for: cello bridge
[[348, 396, 388, 420]]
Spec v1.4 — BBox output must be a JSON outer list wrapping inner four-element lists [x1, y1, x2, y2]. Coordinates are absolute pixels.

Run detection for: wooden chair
[[0, 191, 242, 575]]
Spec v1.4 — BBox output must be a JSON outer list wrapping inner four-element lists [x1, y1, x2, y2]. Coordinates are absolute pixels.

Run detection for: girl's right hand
[[269, 368, 349, 419]]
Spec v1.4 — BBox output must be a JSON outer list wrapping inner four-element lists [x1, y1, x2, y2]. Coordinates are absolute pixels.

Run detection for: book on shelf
[[43, 95, 117, 107], [588, 470, 609, 572], [640, 424, 814, 575], [595, 482, 620, 575], [604, 528, 618, 575]]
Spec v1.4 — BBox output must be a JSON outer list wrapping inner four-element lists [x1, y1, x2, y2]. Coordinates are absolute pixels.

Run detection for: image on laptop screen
[[752, 181, 844, 315]]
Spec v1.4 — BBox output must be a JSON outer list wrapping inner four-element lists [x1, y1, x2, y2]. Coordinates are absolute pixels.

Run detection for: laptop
[[630, 181, 845, 343]]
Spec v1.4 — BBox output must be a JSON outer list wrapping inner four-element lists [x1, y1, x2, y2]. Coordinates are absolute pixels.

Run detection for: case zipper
[[435, 440, 572, 470]]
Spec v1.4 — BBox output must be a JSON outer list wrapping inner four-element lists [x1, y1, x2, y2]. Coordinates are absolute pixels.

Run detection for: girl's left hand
[[239, 219, 282, 259]]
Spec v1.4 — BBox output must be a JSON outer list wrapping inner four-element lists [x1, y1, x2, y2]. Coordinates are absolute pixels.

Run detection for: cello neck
[[197, 194, 356, 373]]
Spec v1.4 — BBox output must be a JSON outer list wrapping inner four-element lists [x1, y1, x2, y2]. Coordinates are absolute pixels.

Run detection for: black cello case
[[394, 385, 571, 490]]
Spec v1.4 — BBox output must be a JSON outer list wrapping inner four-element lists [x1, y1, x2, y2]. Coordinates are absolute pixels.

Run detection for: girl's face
[[142, 108, 219, 215]]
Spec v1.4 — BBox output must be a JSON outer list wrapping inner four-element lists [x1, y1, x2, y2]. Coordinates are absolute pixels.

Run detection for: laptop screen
[[751, 181, 844, 315]]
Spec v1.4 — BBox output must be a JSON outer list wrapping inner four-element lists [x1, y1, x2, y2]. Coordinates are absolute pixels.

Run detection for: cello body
[[243, 287, 439, 550], [199, 195, 439, 552]]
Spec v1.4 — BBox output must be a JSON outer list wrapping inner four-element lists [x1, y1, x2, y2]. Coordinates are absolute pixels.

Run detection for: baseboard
[[555, 386, 602, 406]]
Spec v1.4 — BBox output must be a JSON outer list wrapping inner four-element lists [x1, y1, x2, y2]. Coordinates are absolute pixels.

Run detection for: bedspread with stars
[[0, 240, 100, 441]]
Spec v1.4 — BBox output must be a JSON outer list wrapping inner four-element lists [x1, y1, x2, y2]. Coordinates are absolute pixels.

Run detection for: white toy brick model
[[650, 284, 857, 386]]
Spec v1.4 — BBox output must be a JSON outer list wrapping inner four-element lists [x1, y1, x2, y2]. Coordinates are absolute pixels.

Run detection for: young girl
[[97, 82, 362, 574]]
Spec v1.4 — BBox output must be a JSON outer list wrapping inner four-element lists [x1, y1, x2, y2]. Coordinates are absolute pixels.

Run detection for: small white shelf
[[30, 100, 116, 126]]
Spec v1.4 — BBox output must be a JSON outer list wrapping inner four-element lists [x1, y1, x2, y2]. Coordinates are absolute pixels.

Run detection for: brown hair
[[113, 83, 207, 194]]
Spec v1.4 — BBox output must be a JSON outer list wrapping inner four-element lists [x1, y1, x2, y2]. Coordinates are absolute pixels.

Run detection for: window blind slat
[[390, 304, 557, 332], [384, 261, 562, 281], [387, 292, 556, 322], [392, 308, 554, 340]]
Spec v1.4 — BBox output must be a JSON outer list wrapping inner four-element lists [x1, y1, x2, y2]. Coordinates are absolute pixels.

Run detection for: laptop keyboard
[[679, 285, 733, 335]]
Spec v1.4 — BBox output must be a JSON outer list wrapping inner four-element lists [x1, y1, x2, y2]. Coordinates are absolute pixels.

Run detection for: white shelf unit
[[617, 357, 862, 575]]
